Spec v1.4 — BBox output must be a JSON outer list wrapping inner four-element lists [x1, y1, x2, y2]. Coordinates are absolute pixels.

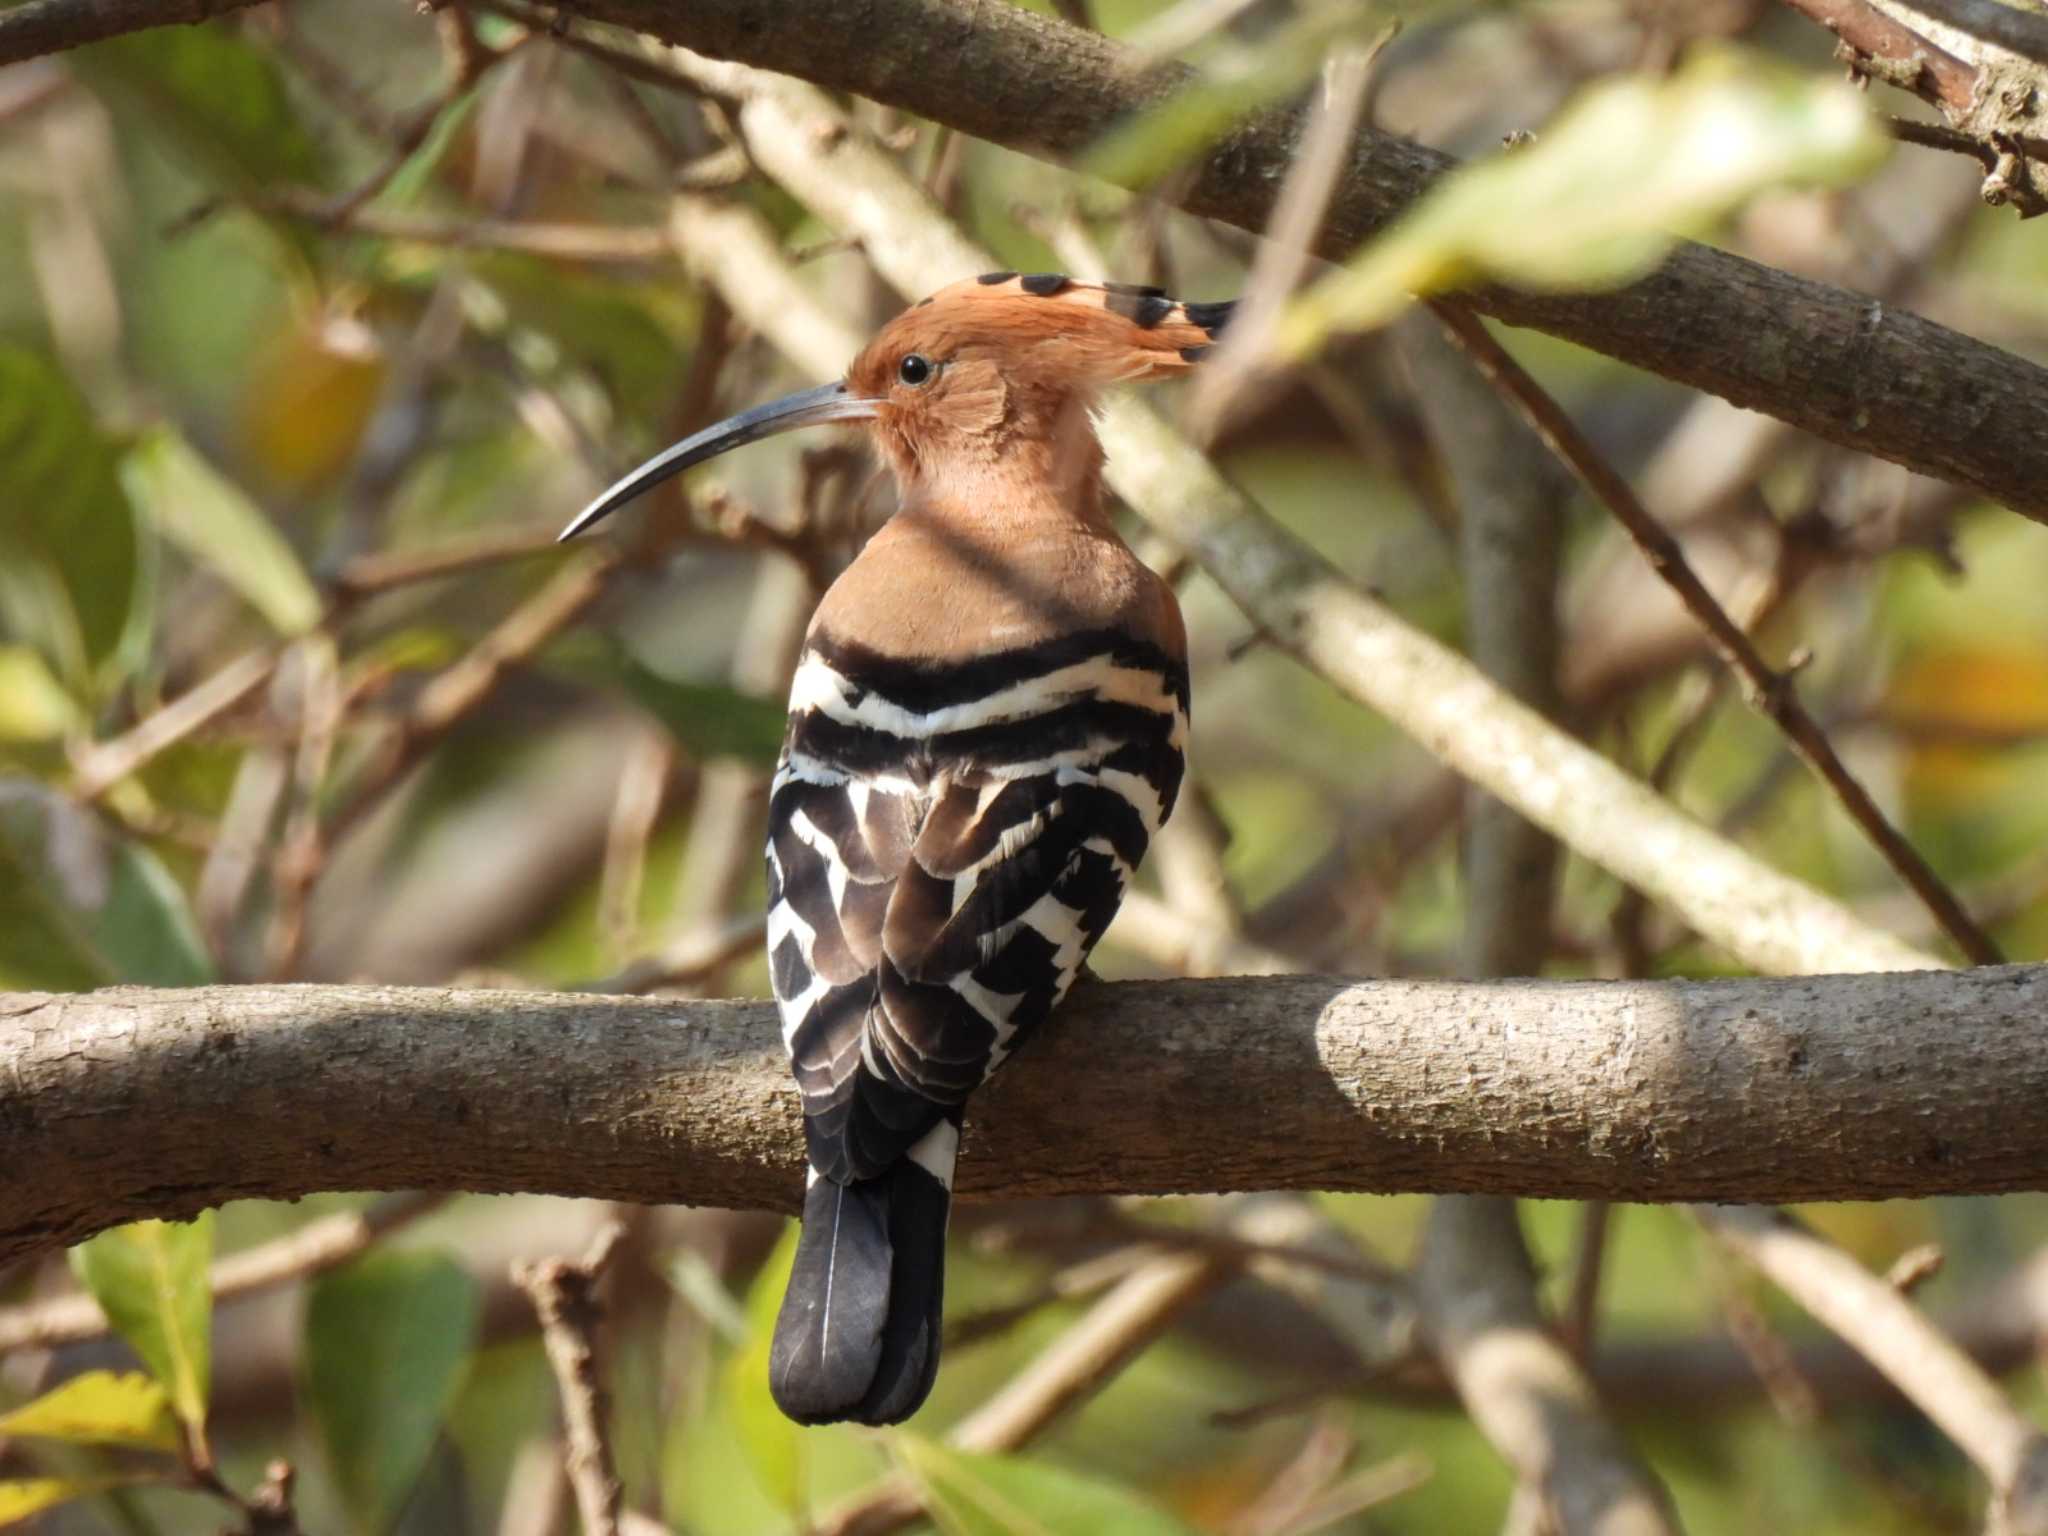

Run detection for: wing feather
[[770, 641, 1187, 1185]]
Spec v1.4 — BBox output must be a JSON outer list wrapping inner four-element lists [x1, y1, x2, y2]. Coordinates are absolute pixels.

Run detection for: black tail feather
[[768, 1161, 951, 1426]]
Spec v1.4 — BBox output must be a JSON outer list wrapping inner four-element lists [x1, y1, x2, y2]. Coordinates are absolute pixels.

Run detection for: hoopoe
[[561, 271, 1231, 1425]]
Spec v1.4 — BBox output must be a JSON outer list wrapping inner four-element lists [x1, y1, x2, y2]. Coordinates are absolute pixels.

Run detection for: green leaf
[[893, 1438, 1202, 1536], [120, 428, 321, 636], [465, 252, 702, 419], [724, 1225, 803, 1514], [622, 663, 787, 766], [378, 87, 482, 209], [0, 1478, 121, 1527], [304, 1249, 480, 1536], [1278, 46, 1889, 352], [0, 1370, 180, 1452], [1084, 10, 1359, 189], [73, 27, 324, 191], [0, 348, 148, 697], [69, 1216, 215, 1446], [0, 780, 214, 989]]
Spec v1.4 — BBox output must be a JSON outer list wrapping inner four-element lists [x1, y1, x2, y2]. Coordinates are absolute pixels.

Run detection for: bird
[[560, 270, 1232, 1425]]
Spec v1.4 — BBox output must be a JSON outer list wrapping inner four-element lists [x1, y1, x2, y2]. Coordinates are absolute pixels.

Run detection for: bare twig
[[598, 730, 674, 963], [70, 651, 277, 804], [1183, 38, 1382, 444], [263, 198, 673, 262], [1563, 1203, 1614, 1360], [818, 1245, 1236, 1536], [324, 548, 625, 848], [1778, 0, 2048, 210], [1700, 1205, 2048, 1534], [1107, 890, 1296, 976], [579, 913, 766, 995], [513, 1223, 628, 1536], [1421, 1198, 1679, 1535], [0, 1191, 446, 1355], [330, 526, 573, 598], [1429, 301, 2000, 967], [1778, 0, 1979, 108], [269, 636, 343, 980]]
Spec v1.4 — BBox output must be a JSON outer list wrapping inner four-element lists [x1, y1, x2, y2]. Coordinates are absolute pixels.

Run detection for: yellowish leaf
[[0, 1369, 179, 1451], [0, 1477, 119, 1526]]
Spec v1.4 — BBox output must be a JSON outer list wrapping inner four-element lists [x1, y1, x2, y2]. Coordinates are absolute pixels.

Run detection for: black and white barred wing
[[765, 638, 1187, 1184]]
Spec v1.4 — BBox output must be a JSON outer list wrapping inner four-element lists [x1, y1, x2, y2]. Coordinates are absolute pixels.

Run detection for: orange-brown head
[[558, 272, 1230, 540]]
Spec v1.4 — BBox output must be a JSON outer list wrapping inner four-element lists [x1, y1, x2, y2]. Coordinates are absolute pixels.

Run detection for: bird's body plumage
[[561, 272, 1228, 1427]]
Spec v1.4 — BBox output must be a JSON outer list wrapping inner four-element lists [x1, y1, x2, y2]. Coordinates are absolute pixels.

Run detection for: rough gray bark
[[6, 970, 2048, 1268]]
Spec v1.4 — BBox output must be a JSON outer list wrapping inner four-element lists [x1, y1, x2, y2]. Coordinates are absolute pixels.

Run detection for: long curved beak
[[557, 381, 879, 542]]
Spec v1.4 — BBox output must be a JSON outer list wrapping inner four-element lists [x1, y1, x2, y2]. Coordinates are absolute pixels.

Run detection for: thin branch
[[513, 1224, 627, 1536], [1700, 1205, 2048, 1534], [323, 548, 624, 848], [1888, 110, 2001, 160], [11, 970, 2048, 1265], [310, 29, 512, 229], [262, 199, 674, 262], [0, 1191, 446, 1355], [1420, 1199, 1678, 1535], [70, 651, 277, 804], [1777, 0, 1979, 109], [330, 526, 573, 598], [1429, 302, 2002, 967], [1780, 0, 2048, 210], [819, 1244, 1238, 1535], [1183, 38, 1382, 445], [578, 913, 766, 995]]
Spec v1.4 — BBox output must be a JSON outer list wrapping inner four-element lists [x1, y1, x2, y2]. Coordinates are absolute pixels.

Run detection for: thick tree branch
[[7, 970, 2048, 1267], [0, 0, 263, 62]]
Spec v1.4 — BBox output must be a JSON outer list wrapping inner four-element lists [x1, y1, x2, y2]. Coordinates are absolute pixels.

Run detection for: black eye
[[897, 353, 933, 386]]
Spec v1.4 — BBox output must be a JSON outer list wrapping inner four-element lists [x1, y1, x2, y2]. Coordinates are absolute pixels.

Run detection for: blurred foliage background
[[3, 0, 2048, 1530]]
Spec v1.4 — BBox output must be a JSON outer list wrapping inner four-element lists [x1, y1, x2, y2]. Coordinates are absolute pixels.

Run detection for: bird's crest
[[849, 272, 1234, 399]]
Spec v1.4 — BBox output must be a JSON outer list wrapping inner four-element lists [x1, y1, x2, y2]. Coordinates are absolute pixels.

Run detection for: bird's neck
[[895, 396, 1111, 537], [811, 455, 1180, 667]]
